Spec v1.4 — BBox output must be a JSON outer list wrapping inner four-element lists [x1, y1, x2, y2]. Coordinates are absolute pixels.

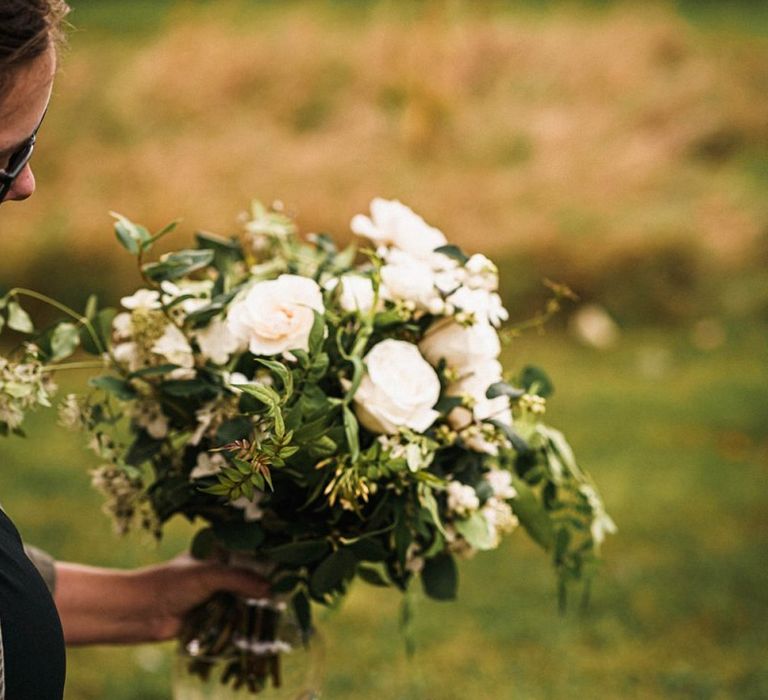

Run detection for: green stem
[[9, 288, 106, 355], [45, 360, 107, 372]]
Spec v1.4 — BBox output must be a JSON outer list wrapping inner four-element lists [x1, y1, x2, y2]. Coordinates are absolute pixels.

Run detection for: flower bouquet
[[0, 198, 614, 695]]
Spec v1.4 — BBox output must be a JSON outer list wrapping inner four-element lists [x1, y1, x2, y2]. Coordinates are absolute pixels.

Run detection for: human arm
[[53, 554, 268, 645]]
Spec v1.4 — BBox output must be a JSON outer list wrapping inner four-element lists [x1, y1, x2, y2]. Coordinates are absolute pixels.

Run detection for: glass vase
[[173, 597, 322, 700]]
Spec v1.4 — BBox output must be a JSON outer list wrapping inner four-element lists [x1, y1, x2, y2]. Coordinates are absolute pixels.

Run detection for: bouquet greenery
[[0, 198, 614, 694]]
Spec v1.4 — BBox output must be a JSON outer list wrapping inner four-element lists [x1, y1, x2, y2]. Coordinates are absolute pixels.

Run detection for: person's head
[[0, 0, 69, 204]]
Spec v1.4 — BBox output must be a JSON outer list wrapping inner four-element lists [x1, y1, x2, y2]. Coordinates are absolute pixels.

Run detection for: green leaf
[[84, 294, 99, 320], [216, 416, 253, 445], [89, 375, 137, 400], [310, 548, 357, 596], [348, 538, 388, 562], [161, 378, 218, 398], [292, 591, 312, 637], [111, 212, 151, 255], [212, 522, 265, 551], [454, 513, 496, 551], [190, 528, 217, 560], [421, 552, 458, 601], [520, 365, 554, 398], [7, 301, 33, 333], [128, 364, 179, 379], [235, 382, 281, 408], [486, 381, 525, 401], [511, 477, 555, 550], [418, 487, 448, 538], [358, 565, 390, 588], [488, 419, 530, 456], [343, 405, 360, 462], [142, 249, 215, 282], [49, 322, 80, 361], [80, 308, 116, 356], [255, 358, 294, 397], [265, 540, 330, 566], [141, 219, 180, 251], [125, 430, 164, 466], [434, 244, 469, 264], [307, 310, 326, 356]]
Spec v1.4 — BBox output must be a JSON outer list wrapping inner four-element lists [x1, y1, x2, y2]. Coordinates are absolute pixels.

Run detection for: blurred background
[[1, 0, 767, 697]]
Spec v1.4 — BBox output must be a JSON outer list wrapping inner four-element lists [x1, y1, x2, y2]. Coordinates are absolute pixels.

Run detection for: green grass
[[2, 326, 766, 698]]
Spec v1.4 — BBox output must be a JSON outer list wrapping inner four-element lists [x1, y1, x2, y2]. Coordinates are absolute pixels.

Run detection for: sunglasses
[[0, 108, 47, 201]]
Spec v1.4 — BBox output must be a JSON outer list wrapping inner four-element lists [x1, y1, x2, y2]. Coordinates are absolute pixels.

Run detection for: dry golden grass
[[2, 1, 767, 316]]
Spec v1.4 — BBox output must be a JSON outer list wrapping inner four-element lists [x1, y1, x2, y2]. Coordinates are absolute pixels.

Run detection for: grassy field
[[2, 0, 768, 325], [1, 325, 765, 699]]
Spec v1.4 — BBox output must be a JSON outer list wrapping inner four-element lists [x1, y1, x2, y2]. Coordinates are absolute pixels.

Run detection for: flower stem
[[9, 288, 106, 355]]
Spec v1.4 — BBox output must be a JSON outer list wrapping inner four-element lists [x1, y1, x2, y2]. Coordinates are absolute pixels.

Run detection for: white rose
[[353, 339, 441, 435], [446, 286, 509, 327], [195, 318, 240, 365], [326, 274, 376, 314], [380, 256, 440, 309], [419, 319, 501, 370], [447, 359, 512, 429], [227, 274, 324, 356], [351, 198, 447, 259], [151, 324, 194, 369]]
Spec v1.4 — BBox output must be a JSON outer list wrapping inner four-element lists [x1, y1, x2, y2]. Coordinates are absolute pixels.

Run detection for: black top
[[0, 510, 65, 699]]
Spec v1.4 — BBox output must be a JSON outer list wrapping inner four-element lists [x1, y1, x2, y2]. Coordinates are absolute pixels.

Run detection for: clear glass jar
[[173, 598, 323, 700]]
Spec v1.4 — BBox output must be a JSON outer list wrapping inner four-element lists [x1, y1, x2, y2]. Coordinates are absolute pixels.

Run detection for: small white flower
[[112, 312, 133, 339], [447, 360, 512, 431], [351, 198, 447, 260], [446, 481, 480, 517], [481, 497, 519, 546], [151, 324, 194, 368], [121, 289, 162, 311], [195, 318, 240, 365], [190, 452, 227, 480], [379, 252, 442, 310], [352, 340, 441, 435], [445, 287, 509, 327], [484, 469, 517, 500], [227, 275, 324, 356], [134, 401, 169, 439], [231, 494, 264, 522]]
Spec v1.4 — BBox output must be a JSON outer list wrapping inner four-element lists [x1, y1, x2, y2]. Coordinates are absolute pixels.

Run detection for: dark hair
[[0, 0, 70, 99]]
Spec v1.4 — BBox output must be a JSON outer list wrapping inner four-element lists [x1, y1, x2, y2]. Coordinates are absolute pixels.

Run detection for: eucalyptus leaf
[[7, 301, 33, 333], [89, 375, 137, 401], [143, 249, 215, 282], [433, 244, 470, 264], [310, 548, 357, 596], [47, 322, 79, 361], [421, 552, 458, 601], [265, 540, 330, 566], [511, 477, 555, 550], [454, 513, 496, 551]]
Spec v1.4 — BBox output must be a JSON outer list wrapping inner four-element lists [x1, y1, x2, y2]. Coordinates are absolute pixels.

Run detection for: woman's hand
[[54, 553, 269, 645]]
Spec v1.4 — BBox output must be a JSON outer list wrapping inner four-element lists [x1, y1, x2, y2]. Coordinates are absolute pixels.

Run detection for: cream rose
[[353, 339, 441, 435], [419, 319, 501, 370], [227, 274, 324, 356], [326, 274, 376, 314], [351, 198, 447, 260]]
